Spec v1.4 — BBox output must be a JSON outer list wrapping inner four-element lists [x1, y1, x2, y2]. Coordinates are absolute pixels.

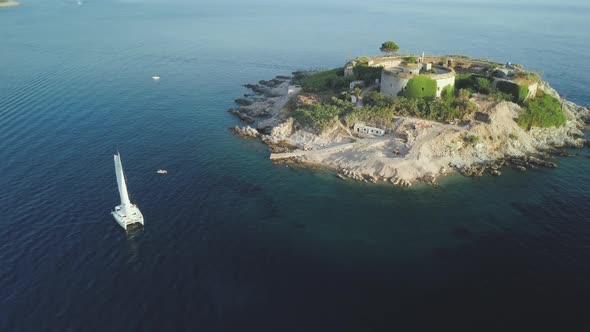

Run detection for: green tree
[[380, 41, 399, 56]]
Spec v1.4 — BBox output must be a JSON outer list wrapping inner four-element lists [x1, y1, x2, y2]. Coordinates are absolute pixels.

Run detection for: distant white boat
[[152, 76, 160, 80], [156, 169, 168, 174], [112, 152, 144, 230]]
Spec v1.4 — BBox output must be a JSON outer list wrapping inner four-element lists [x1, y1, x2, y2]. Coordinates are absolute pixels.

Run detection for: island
[[230, 42, 590, 186], [0, 0, 21, 8]]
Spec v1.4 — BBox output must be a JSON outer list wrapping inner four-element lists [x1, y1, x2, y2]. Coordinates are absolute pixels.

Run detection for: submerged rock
[[234, 98, 253, 106]]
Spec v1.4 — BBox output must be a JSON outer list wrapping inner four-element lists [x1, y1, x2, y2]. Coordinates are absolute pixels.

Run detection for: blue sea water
[[1, 0, 590, 330]]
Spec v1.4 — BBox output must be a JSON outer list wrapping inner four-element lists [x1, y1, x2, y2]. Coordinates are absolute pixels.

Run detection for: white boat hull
[[112, 204, 144, 230]]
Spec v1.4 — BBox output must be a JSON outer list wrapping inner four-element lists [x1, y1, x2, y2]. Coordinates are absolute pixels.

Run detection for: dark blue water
[[1, 0, 590, 331]]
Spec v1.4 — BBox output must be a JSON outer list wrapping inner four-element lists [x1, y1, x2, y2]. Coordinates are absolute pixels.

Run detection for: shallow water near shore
[[1, 0, 590, 330]]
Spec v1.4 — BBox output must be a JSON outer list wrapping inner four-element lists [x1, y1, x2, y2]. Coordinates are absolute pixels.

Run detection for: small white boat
[[156, 169, 168, 174], [111, 152, 144, 230], [152, 76, 160, 80]]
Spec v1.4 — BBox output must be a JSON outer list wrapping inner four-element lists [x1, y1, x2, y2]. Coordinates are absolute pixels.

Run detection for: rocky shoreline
[[229, 72, 589, 187]]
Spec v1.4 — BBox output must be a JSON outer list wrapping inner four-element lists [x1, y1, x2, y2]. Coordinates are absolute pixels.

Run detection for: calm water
[[1, 0, 590, 330]]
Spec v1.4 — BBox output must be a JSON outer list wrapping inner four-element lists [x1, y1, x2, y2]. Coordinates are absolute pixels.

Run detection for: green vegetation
[[295, 87, 478, 131], [514, 71, 540, 83], [400, 76, 437, 98], [349, 92, 476, 125], [516, 92, 566, 130], [474, 77, 492, 94], [458, 88, 471, 101], [344, 105, 395, 128], [293, 103, 344, 132], [489, 91, 514, 102], [380, 41, 399, 56], [455, 74, 494, 94], [298, 68, 354, 93], [455, 74, 473, 90], [298, 62, 383, 93], [405, 55, 418, 64], [441, 84, 455, 98], [363, 91, 396, 108], [391, 95, 476, 122], [485, 64, 501, 75], [353, 63, 383, 84], [462, 135, 480, 145], [496, 80, 529, 103], [292, 60, 551, 133]]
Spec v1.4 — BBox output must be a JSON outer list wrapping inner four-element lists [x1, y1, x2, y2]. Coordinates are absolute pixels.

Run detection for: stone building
[[353, 123, 385, 136], [380, 62, 456, 99]]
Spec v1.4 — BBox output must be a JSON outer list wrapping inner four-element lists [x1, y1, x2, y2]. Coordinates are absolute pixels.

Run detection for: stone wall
[[435, 76, 456, 97], [381, 71, 410, 98], [368, 58, 402, 68], [381, 68, 456, 98]]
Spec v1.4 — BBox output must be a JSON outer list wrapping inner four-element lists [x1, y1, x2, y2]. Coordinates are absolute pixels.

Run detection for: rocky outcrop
[[228, 109, 256, 123], [231, 126, 260, 138]]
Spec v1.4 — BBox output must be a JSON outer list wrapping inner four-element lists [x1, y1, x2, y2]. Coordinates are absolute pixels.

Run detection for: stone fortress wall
[[380, 63, 456, 98]]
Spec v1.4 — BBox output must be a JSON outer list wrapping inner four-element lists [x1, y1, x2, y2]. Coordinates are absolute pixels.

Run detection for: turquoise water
[[1, 0, 589, 330]]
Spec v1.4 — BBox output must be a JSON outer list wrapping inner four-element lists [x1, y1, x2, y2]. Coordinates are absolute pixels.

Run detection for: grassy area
[[298, 62, 385, 94], [298, 68, 353, 93], [514, 71, 541, 83], [516, 92, 566, 130]]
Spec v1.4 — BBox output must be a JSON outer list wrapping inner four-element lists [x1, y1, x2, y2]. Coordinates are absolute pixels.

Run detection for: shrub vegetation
[[462, 135, 480, 145], [300, 68, 353, 93], [293, 103, 344, 132], [344, 106, 394, 128], [514, 71, 540, 83], [363, 91, 395, 108], [455, 74, 494, 94], [353, 63, 383, 84], [516, 92, 566, 130], [405, 55, 418, 64]]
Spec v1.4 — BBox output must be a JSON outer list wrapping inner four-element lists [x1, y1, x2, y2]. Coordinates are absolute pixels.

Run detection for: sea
[[1, 0, 589, 331]]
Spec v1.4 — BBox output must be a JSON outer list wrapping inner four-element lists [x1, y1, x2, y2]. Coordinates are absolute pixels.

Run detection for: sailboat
[[112, 152, 144, 230]]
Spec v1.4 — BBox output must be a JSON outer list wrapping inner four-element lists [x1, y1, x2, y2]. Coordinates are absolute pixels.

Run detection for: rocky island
[[230, 43, 590, 186], [0, 0, 21, 8]]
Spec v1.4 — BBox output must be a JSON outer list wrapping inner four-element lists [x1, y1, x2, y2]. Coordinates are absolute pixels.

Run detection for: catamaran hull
[[112, 205, 144, 230]]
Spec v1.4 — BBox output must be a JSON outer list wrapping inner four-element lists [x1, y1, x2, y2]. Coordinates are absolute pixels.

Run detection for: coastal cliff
[[230, 56, 589, 186]]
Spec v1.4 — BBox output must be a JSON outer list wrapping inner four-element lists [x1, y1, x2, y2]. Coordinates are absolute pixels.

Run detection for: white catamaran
[[112, 152, 144, 230]]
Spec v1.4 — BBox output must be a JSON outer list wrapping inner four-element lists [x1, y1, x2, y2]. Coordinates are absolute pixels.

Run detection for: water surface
[[1, 0, 589, 330]]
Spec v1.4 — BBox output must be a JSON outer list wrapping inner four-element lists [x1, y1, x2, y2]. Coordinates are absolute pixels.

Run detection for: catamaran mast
[[114, 152, 132, 215]]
